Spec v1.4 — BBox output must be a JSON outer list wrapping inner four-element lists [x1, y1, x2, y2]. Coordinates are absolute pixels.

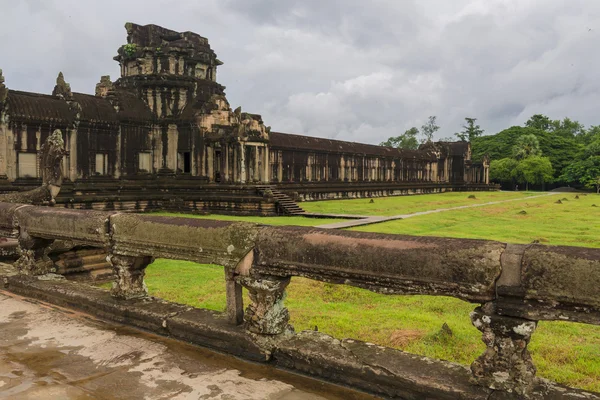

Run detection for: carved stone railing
[[0, 202, 598, 398]]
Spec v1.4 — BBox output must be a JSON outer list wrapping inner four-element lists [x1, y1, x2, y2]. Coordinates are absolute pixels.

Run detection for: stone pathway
[[314, 193, 559, 229], [0, 291, 375, 400]]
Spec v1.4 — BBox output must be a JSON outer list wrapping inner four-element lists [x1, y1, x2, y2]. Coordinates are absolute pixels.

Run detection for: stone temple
[[0, 23, 492, 214]]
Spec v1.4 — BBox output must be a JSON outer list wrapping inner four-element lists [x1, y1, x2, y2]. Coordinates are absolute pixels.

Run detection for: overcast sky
[[2, 0, 599, 143]]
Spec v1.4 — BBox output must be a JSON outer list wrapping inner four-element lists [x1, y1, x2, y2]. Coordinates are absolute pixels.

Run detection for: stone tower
[[112, 22, 224, 119]]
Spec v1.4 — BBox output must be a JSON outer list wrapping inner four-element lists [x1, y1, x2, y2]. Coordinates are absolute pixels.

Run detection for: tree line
[[379, 114, 600, 192]]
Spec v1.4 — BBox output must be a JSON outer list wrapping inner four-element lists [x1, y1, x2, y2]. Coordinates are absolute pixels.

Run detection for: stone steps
[[256, 185, 306, 215]]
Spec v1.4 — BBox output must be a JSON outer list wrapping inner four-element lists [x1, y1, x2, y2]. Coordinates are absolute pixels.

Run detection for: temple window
[[178, 152, 191, 173], [18, 153, 37, 178], [95, 153, 108, 175], [138, 152, 152, 173]]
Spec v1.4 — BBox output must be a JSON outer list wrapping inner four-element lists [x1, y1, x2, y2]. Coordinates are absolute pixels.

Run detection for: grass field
[[150, 212, 343, 227], [131, 191, 600, 391], [352, 192, 600, 247], [301, 190, 539, 216]]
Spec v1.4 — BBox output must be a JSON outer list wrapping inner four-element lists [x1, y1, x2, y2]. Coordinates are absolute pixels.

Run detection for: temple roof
[[73, 93, 118, 124], [6, 90, 74, 124], [270, 131, 435, 160]]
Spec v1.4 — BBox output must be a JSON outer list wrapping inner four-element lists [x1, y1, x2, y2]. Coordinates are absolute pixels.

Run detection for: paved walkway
[[314, 193, 559, 229], [0, 291, 375, 400]]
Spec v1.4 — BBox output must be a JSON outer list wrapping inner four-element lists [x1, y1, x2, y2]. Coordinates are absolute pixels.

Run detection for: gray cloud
[[2, 0, 599, 144]]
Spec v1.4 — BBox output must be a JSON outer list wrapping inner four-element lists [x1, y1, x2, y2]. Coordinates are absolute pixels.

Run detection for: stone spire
[[52, 72, 73, 100], [95, 75, 114, 98]]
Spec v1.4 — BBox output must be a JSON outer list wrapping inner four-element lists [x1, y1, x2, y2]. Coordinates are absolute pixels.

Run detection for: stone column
[[109, 254, 154, 300], [277, 151, 283, 183], [253, 146, 260, 182], [207, 147, 214, 182], [239, 143, 247, 183], [14, 231, 54, 276], [238, 275, 292, 335], [225, 268, 244, 325], [232, 145, 238, 183], [223, 144, 229, 182], [470, 306, 537, 396], [263, 146, 270, 183]]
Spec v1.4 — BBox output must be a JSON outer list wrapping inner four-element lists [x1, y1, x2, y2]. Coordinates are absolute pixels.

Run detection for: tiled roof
[[270, 131, 435, 160], [6, 90, 74, 124]]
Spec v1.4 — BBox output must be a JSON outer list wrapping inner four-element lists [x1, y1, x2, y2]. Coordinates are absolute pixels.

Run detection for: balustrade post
[[108, 254, 154, 300], [14, 231, 55, 276], [225, 267, 244, 325], [237, 274, 292, 335], [470, 305, 538, 396]]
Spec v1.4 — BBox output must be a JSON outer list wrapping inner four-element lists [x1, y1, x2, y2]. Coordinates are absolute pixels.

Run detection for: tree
[[420, 116, 439, 143], [561, 151, 600, 193], [489, 158, 518, 183], [525, 114, 552, 131], [514, 156, 553, 190], [471, 126, 583, 180], [379, 127, 420, 150], [512, 134, 541, 160], [455, 117, 484, 142]]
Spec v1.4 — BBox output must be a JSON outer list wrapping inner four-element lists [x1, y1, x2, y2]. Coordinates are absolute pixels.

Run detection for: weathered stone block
[[253, 226, 505, 302], [109, 213, 258, 267], [470, 307, 537, 396]]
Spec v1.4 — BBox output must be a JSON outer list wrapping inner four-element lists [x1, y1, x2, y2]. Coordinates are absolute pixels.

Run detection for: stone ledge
[[1, 272, 599, 400]]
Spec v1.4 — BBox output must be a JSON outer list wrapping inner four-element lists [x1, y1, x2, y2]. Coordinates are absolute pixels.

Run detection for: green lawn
[[301, 190, 539, 216], [351, 192, 600, 248], [125, 191, 600, 392], [150, 212, 342, 227]]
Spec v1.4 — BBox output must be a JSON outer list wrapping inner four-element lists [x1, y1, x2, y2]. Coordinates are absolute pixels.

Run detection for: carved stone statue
[[0, 130, 65, 205]]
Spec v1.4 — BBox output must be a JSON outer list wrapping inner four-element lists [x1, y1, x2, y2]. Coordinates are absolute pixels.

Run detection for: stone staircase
[[51, 247, 113, 282], [256, 185, 306, 216]]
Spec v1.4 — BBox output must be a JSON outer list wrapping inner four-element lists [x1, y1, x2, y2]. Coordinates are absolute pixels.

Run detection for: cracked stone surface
[[0, 291, 375, 400], [470, 308, 538, 397]]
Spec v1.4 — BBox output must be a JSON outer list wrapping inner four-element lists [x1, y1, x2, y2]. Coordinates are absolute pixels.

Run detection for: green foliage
[[420, 116, 439, 143], [472, 126, 582, 179], [561, 156, 600, 193], [512, 134, 541, 160], [525, 114, 553, 131], [455, 117, 484, 142], [380, 127, 420, 150], [489, 158, 518, 183], [515, 156, 554, 188], [123, 43, 137, 57]]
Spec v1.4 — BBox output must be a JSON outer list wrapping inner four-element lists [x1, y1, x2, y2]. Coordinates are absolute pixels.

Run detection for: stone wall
[[0, 203, 598, 398]]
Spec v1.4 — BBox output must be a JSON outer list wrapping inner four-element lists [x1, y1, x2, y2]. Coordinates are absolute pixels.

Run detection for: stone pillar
[[207, 147, 214, 182], [223, 144, 229, 182], [263, 146, 270, 183], [470, 306, 537, 396], [14, 231, 54, 276], [253, 146, 260, 182], [109, 254, 154, 300], [239, 143, 247, 183], [114, 126, 121, 178], [277, 151, 283, 183], [238, 275, 292, 335], [225, 268, 244, 325]]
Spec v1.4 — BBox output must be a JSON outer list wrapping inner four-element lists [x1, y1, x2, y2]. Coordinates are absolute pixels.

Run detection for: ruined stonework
[[238, 275, 292, 335], [0, 23, 492, 214], [470, 307, 538, 396], [109, 254, 154, 300]]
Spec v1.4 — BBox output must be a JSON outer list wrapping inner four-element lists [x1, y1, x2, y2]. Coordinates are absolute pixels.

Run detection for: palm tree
[[512, 134, 541, 160]]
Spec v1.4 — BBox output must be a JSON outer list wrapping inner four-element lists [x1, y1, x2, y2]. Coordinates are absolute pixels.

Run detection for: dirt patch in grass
[[389, 329, 426, 347]]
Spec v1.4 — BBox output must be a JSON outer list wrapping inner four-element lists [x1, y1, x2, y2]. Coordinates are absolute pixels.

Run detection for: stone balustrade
[[0, 202, 598, 399]]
